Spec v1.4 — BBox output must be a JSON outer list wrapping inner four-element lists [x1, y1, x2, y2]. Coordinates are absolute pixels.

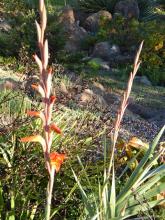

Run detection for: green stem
[[45, 168, 55, 220]]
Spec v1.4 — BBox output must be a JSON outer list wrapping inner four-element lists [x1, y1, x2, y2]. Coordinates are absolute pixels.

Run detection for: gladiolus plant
[[20, 1, 66, 219]]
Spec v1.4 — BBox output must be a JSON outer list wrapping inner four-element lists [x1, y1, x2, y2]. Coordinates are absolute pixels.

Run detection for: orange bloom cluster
[[49, 152, 66, 173]]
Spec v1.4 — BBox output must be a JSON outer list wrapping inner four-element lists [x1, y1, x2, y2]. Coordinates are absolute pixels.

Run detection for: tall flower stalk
[[20, 1, 66, 219], [108, 41, 144, 175]]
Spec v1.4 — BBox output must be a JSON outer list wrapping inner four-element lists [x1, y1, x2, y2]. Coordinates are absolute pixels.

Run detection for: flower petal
[[46, 67, 53, 97], [50, 95, 56, 104], [35, 20, 41, 44], [33, 54, 42, 73], [27, 111, 45, 125], [20, 135, 46, 151], [43, 39, 49, 69], [27, 111, 41, 117], [50, 123, 62, 134], [39, 0, 44, 13], [49, 152, 66, 172], [31, 84, 45, 97]]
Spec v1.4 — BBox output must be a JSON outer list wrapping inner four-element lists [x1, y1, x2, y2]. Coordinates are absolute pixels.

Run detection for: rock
[[109, 54, 134, 66], [84, 10, 112, 32], [92, 82, 120, 106], [104, 93, 120, 105], [60, 81, 68, 95], [92, 42, 120, 61], [74, 10, 91, 27], [73, 84, 83, 94], [0, 78, 19, 91], [109, 45, 120, 55], [93, 82, 105, 92], [0, 20, 12, 32], [114, 0, 140, 19], [149, 110, 165, 128], [82, 56, 91, 62], [128, 102, 155, 119], [88, 58, 110, 71], [64, 24, 88, 52], [59, 5, 75, 26], [80, 89, 94, 102], [135, 76, 152, 86], [96, 94, 107, 107], [128, 100, 165, 128], [59, 6, 88, 53], [92, 82, 106, 101]]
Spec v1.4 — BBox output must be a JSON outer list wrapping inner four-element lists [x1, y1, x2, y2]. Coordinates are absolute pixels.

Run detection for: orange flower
[[27, 111, 41, 117], [50, 123, 62, 134], [50, 95, 56, 104], [27, 111, 45, 124], [49, 152, 66, 172], [31, 84, 45, 97], [20, 135, 46, 151]]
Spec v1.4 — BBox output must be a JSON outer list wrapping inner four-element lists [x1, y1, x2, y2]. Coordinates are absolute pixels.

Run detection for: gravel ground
[[55, 72, 165, 143]]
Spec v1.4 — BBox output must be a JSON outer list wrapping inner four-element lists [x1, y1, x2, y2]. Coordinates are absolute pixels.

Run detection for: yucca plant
[[72, 42, 165, 219], [73, 128, 165, 219]]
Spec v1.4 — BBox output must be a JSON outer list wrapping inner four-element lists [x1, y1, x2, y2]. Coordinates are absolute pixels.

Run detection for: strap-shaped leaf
[[110, 164, 116, 218], [116, 126, 165, 206], [124, 199, 165, 219], [72, 168, 95, 218]]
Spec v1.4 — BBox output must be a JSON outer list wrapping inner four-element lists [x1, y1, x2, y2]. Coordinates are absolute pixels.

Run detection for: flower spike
[[21, 1, 67, 218]]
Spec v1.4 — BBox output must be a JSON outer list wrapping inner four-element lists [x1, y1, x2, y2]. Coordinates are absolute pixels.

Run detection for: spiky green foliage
[[73, 126, 165, 220]]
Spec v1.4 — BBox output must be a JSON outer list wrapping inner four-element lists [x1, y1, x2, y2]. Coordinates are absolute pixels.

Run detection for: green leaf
[[0, 181, 4, 215], [124, 199, 165, 219], [128, 181, 165, 207], [72, 168, 95, 218], [110, 164, 116, 218], [116, 126, 165, 206]]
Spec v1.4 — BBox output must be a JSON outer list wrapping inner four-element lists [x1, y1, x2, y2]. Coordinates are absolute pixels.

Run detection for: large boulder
[[64, 24, 88, 52], [135, 76, 152, 86], [0, 78, 19, 91], [59, 5, 75, 26], [92, 42, 120, 61], [74, 10, 91, 27], [114, 0, 140, 19], [84, 10, 112, 32], [109, 54, 134, 66], [59, 6, 88, 53]]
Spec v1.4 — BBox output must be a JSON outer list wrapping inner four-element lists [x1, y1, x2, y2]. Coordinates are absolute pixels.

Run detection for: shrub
[[89, 14, 165, 85], [78, 0, 157, 19]]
